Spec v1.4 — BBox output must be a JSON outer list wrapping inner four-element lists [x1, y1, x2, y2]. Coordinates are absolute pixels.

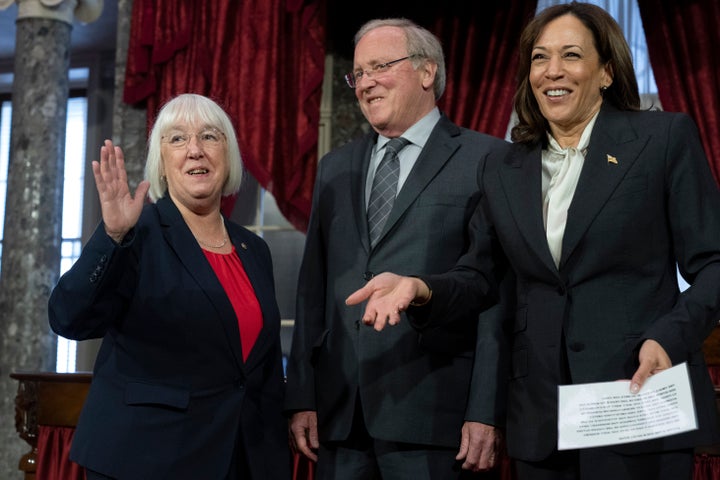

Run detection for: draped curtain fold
[[124, 0, 326, 232], [123, 1, 537, 231], [637, 0, 720, 186], [36, 425, 85, 480], [694, 455, 720, 480], [434, 1, 538, 139]]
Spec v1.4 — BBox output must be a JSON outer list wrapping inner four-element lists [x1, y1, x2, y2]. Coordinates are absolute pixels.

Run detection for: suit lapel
[[560, 105, 649, 267], [499, 105, 651, 273], [157, 198, 245, 368], [351, 136, 377, 253], [377, 117, 460, 246], [498, 143, 557, 274], [227, 226, 279, 370]]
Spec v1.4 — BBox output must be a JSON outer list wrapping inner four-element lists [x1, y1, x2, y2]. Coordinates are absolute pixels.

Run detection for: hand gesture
[[92, 139, 150, 244], [345, 272, 430, 331]]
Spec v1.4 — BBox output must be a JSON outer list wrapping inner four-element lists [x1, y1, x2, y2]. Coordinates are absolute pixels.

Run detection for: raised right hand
[[92, 139, 150, 243]]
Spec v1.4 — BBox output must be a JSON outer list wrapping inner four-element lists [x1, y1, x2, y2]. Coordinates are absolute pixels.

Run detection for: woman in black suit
[[49, 93, 290, 479], [348, 3, 720, 479]]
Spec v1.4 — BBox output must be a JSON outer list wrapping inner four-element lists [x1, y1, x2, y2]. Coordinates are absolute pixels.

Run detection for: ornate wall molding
[[0, 0, 103, 24]]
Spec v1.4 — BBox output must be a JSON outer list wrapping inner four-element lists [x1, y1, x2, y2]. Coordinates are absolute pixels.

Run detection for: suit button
[[363, 271, 374, 281], [569, 342, 585, 352], [556, 285, 566, 296], [355, 320, 361, 330]]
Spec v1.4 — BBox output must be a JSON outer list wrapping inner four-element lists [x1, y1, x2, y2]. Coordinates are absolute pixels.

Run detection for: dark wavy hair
[[511, 2, 641, 145]]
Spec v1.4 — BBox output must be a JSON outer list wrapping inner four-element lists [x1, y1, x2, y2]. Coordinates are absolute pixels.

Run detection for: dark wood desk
[[9, 372, 92, 480]]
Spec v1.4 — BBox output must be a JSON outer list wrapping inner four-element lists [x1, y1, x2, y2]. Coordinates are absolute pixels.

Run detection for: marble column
[[0, 0, 102, 477], [112, 0, 146, 185]]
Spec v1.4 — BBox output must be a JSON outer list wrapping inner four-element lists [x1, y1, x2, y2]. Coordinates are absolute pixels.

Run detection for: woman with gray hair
[[49, 93, 291, 479]]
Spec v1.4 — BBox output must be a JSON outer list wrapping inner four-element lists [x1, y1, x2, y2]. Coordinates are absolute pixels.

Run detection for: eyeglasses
[[344, 54, 420, 89], [161, 128, 226, 149]]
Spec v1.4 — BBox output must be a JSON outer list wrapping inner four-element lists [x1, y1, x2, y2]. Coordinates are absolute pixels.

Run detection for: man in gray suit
[[284, 17, 510, 479]]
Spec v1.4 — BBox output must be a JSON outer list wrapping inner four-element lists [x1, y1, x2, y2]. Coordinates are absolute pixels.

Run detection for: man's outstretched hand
[[345, 272, 430, 331]]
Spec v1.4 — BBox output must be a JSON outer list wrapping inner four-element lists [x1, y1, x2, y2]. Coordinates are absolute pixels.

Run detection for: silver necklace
[[197, 235, 228, 249], [196, 217, 228, 249]]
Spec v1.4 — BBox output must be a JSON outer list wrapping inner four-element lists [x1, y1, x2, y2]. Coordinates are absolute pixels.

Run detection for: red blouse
[[203, 246, 263, 362]]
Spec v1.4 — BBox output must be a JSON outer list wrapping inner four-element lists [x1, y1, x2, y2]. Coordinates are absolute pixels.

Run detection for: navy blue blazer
[[418, 104, 720, 461], [49, 197, 290, 479]]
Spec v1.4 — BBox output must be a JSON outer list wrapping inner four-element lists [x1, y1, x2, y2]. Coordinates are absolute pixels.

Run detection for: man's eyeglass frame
[[344, 54, 421, 89]]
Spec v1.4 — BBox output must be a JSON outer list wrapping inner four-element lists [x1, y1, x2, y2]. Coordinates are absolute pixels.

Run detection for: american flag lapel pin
[[607, 154, 618, 165], [240, 242, 248, 250]]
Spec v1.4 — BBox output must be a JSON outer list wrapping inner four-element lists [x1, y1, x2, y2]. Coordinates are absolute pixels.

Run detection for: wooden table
[[9, 372, 92, 480]]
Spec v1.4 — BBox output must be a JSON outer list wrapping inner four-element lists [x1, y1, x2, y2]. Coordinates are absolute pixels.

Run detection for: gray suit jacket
[[418, 104, 720, 461], [284, 115, 510, 447]]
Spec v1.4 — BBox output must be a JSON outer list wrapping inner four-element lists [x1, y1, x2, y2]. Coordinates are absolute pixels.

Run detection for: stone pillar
[[0, 1, 102, 477], [112, 0, 146, 186]]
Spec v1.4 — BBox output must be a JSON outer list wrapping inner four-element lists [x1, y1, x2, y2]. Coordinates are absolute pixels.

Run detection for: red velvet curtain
[[637, 0, 720, 186], [36, 425, 86, 480], [124, 0, 326, 232], [637, 3, 720, 477], [434, 1, 538, 139], [694, 455, 720, 480]]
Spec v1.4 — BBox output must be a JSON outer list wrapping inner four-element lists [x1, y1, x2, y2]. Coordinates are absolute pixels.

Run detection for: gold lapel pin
[[240, 242, 248, 250], [607, 154, 618, 165]]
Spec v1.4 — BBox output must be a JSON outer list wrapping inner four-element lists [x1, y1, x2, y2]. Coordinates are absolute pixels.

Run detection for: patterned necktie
[[367, 137, 410, 247]]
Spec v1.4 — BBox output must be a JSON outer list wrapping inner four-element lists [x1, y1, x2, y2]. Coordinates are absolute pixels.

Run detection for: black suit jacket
[[419, 104, 720, 461], [284, 114, 511, 448], [49, 197, 290, 479]]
